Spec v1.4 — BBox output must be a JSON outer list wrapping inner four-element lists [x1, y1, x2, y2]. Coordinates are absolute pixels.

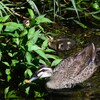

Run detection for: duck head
[[25, 65, 53, 83]]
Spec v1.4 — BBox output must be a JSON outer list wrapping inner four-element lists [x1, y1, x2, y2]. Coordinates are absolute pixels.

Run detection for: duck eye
[[58, 43, 64, 49]]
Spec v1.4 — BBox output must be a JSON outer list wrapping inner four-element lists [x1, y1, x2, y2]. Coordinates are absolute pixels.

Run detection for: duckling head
[[25, 65, 53, 83]]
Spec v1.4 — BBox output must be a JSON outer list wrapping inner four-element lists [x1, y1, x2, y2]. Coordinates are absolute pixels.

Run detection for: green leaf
[[2, 62, 10, 66], [5, 69, 10, 75], [51, 59, 62, 66], [38, 25, 44, 32], [29, 44, 41, 51], [4, 22, 24, 32], [27, 41, 33, 51], [9, 30, 19, 36], [7, 75, 11, 82], [1, 43, 6, 46], [89, 10, 100, 15], [0, 36, 4, 38], [28, 27, 40, 44], [20, 29, 27, 37], [41, 39, 48, 50], [92, 15, 100, 20], [70, 0, 80, 20], [25, 87, 30, 95], [0, 24, 3, 31], [25, 69, 33, 77], [4, 87, 9, 98], [6, 90, 18, 98], [25, 52, 32, 64], [28, 9, 35, 19], [0, 51, 2, 61], [8, 52, 13, 57], [32, 30, 40, 44], [36, 15, 53, 24], [74, 20, 87, 28], [2, 33, 15, 37], [12, 32, 19, 45], [46, 54, 60, 59], [39, 59, 46, 65], [27, 0, 40, 15], [0, 15, 10, 22], [25, 62, 35, 66], [35, 49, 48, 60], [34, 91, 42, 98], [12, 38, 19, 45], [14, 31, 19, 37], [39, 34, 46, 40], [11, 59, 19, 67], [24, 69, 33, 77], [92, 2, 100, 10], [45, 48, 55, 52], [27, 69, 33, 77], [28, 27, 35, 39], [13, 52, 18, 57]]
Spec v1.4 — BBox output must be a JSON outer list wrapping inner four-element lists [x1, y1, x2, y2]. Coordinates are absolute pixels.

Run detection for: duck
[[25, 43, 99, 90], [46, 34, 76, 51]]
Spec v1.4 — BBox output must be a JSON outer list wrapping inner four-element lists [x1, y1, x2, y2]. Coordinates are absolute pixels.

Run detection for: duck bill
[[29, 76, 38, 82], [25, 76, 38, 83]]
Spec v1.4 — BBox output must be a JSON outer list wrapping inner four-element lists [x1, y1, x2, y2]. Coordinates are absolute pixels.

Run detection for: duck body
[[25, 43, 99, 90]]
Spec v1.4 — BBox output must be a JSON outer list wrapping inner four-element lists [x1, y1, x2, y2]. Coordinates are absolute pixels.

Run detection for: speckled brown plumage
[[46, 43, 97, 89]]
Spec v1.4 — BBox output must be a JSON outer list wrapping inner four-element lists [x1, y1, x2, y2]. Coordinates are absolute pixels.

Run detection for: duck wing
[[62, 43, 97, 87], [71, 43, 96, 77]]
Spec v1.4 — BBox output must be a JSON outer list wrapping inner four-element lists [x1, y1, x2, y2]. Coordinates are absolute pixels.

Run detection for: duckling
[[25, 43, 99, 90], [46, 35, 76, 51]]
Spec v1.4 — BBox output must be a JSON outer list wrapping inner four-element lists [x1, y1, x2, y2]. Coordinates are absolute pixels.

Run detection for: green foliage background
[[0, 8, 61, 99]]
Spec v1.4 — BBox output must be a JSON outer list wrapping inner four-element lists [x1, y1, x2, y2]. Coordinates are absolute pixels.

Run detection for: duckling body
[[46, 35, 75, 51], [25, 43, 99, 90]]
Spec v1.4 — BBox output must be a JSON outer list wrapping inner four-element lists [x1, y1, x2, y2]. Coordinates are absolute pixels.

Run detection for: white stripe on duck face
[[36, 67, 53, 78]]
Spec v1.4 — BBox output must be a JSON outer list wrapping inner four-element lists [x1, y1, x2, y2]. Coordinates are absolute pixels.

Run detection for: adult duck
[[25, 43, 99, 90]]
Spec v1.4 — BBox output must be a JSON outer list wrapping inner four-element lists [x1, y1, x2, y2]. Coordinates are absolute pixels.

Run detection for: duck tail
[[91, 43, 96, 61]]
